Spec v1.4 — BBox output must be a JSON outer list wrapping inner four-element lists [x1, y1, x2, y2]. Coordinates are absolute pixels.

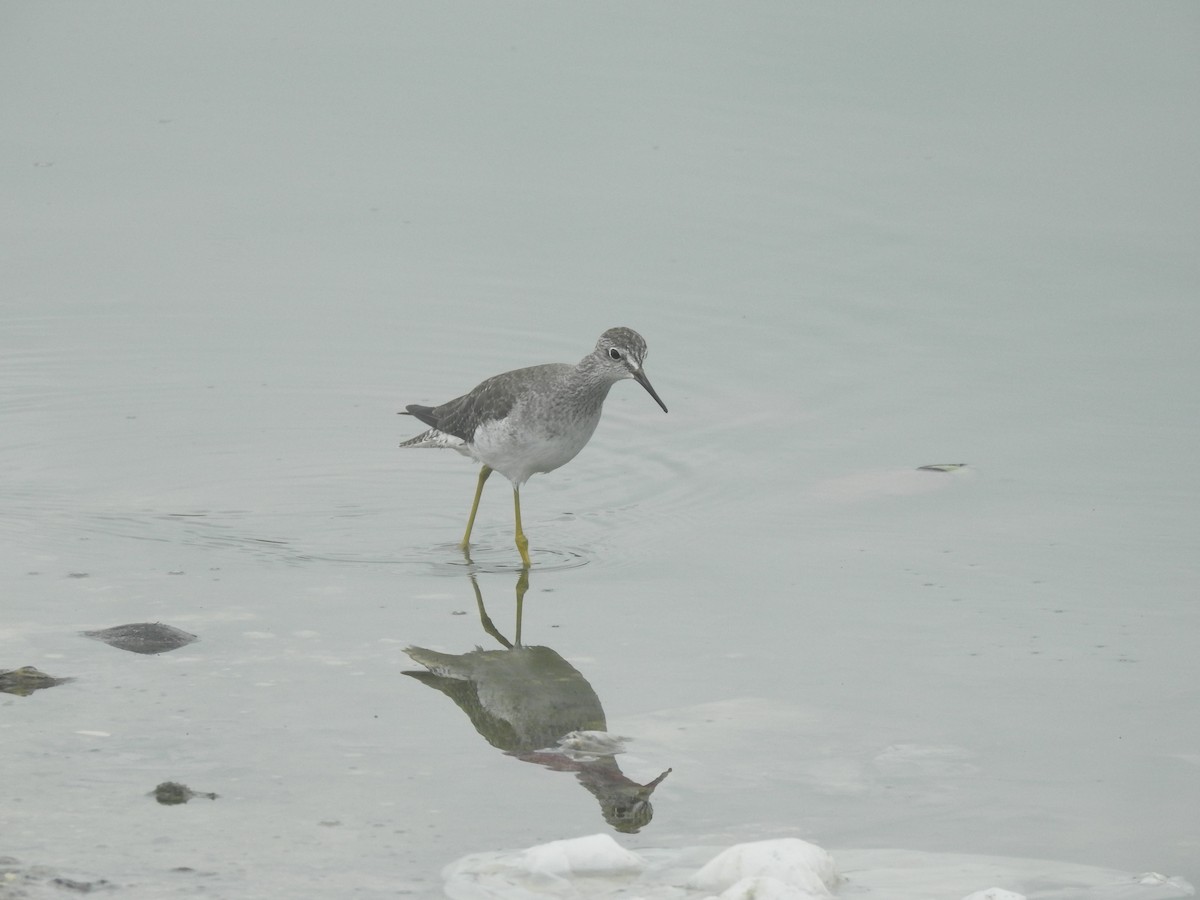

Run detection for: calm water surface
[[3, 3, 1198, 898]]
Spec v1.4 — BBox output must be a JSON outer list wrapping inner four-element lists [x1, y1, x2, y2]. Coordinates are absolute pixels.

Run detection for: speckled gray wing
[[406, 364, 566, 443]]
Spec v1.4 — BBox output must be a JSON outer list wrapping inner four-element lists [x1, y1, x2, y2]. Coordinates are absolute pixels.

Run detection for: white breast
[[470, 412, 601, 486]]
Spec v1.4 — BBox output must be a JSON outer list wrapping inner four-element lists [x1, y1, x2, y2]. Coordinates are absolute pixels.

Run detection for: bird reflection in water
[[404, 564, 671, 833]]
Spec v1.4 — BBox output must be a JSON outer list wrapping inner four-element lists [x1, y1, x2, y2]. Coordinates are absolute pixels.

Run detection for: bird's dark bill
[[634, 370, 668, 413]]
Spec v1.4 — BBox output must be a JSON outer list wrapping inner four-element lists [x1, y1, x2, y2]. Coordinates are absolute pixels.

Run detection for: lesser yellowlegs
[[399, 327, 667, 565]]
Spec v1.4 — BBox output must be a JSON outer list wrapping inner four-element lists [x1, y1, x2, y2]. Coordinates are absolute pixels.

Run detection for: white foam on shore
[[443, 834, 1194, 900]]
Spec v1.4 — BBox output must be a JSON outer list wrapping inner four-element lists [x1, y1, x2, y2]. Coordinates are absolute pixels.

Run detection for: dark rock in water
[[51, 875, 114, 892], [0, 666, 75, 696], [82, 623, 198, 655], [151, 781, 218, 805], [0, 856, 113, 894]]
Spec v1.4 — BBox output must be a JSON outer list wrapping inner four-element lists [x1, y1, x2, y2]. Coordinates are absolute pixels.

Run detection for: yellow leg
[[467, 565, 529, 650], [514, 566, 529, 646], [461, 465, 492, 549], [513, 485, 532, 567]]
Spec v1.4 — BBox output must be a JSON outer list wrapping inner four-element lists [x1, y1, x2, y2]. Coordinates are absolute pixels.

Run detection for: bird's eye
[[608, 348, 622, 361]]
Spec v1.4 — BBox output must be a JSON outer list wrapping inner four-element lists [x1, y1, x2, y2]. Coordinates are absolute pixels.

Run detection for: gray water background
[[3, 3, 1198, 897]]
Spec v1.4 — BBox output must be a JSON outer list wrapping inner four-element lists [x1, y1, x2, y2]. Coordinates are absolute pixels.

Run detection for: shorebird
[[399, 327, 667, 565]]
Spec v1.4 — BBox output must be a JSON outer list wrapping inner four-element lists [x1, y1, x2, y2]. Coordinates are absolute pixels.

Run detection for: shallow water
[[3, 3, 1198, 898]]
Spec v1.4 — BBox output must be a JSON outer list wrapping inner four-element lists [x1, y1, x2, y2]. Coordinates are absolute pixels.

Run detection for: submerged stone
[[0, 857, 112, 894], [150, 781, 218, 805], [0, 666, 75, 696], [82, 623, 198, 655]]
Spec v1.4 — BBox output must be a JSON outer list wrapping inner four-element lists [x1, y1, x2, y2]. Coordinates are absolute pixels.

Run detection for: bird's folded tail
[[400, 404, 439, 428], [405, 646, 476, 677]]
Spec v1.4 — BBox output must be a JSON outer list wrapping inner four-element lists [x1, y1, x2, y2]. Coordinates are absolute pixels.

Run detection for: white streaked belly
[[471, 413, 600, 485]]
